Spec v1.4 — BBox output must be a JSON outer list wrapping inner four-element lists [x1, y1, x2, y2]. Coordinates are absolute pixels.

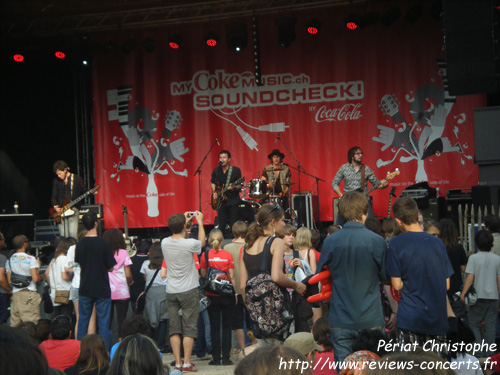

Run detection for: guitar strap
[[70, 174, 74, 200], [225, 166, 233, 188], [360, 165, 366, 193]]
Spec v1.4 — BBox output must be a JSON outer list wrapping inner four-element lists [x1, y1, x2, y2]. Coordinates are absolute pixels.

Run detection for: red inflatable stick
[[390, 286, 401, 302], [307, 267, 332, 304]]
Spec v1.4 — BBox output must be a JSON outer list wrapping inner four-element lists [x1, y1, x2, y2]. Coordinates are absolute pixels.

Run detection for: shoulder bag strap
[[259, 236, 276, 273], [50, 259, 58, 290], [292, 249, 300, 278], [204, 249, 211, 274], [145, 268, 160, 295]]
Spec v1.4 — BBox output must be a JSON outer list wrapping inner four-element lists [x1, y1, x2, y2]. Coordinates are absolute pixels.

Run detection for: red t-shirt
[[312, 248, 321, 263], [200, 249, 234, 297], [39, 339, 81, 371]]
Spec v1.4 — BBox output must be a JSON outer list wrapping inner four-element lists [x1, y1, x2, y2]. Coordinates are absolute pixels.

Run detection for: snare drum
[[249, 179, 267, 199]]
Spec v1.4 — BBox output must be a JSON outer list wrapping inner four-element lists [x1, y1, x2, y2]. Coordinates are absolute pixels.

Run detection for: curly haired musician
[[211, 150, 242, 235], [51, 160, 87, 239], [332, 147, 388, 224]]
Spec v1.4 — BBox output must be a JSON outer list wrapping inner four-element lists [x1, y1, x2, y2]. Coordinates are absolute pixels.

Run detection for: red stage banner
[[92, 9, 484, 229]]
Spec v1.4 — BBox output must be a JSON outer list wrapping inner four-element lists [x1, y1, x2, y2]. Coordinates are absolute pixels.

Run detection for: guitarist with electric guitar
[[211, 150, 244, 234], [51, 160, 95, 239], [332, 146, 399, 225]]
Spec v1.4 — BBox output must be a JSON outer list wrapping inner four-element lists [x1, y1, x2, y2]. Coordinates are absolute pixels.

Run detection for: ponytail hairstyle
[[245, 204, 284, 250], [208, 229, 224, 252]]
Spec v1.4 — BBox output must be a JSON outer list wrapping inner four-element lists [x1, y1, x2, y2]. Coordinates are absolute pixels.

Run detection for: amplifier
[[79, 204, 103, 219], [401, 189, 428, 199], [292, 194, 318, 229]]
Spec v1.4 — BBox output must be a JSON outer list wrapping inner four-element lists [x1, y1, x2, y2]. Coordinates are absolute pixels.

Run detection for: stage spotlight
[[276, 17, 297, 48], [380, 7, 401, 27], [169, 33, 182, 49], [121, 39, 137, 55], [143, 37, 155, 53], [358, 10, 380, 28], [226, 22, 247, 53], [102, 41, 116, 54], [206, 31, 219, 47], [306, 18, 321, 35], [55, 51, 66, 59], [345, 14, 361, 30], [13, 54, 24, 62], [405, 4, 423, 24]]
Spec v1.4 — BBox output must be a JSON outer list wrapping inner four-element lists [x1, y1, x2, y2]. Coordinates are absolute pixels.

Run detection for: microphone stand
[[194, 138, 218, 212], [276, 135, 326, 229]]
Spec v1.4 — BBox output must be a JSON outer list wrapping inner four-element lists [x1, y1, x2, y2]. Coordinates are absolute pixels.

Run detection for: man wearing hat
[[284, 332, 323, 366], [261, 149, 291, 207]]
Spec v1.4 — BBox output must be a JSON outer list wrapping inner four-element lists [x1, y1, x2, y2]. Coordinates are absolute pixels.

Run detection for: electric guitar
[[122, 205, 137, 257], [357, 169, 400, 196], [387, 187, 397, 218], [211, 177, 245, 210], [49, 185, 101, 224]]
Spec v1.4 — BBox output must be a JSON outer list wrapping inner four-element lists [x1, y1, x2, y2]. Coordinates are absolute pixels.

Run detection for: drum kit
[[239, 167, 296, 221]]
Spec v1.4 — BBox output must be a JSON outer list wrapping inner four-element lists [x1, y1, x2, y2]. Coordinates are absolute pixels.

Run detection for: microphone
[[215, 137, 220, 146], [275, 135, 280, 144], [218, 161, 223, 165]]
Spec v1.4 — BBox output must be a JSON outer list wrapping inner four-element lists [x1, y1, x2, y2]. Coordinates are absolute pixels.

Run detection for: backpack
[[203, 250, 234, 296], [245, 236, 293, 339]]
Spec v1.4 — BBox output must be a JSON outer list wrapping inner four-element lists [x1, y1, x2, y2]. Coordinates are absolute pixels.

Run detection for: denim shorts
[[70, 287, 79, 302]]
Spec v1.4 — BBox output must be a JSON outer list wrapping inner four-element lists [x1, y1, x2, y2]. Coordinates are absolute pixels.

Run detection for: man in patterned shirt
[[332, 146, 388, 224]]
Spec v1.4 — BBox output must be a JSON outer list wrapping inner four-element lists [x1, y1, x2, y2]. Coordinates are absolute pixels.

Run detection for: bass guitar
[[49, 185, 101, 224], [211, 177, 245, 210], [355, 169, 400, 196]]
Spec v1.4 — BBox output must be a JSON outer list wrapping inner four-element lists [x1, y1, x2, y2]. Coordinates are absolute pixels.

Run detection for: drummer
[[261, 149, 291, 201]]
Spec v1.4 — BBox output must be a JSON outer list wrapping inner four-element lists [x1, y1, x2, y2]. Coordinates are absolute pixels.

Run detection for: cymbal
[[281, 182, 296, 186], [263, 167, 283, 171]]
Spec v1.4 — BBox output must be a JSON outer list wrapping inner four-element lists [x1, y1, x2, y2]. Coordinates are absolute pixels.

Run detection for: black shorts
[[232, 295, 247, 330]]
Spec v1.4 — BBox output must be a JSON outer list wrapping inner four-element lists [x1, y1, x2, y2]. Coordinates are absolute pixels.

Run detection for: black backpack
[[244, 236, 293, 339]]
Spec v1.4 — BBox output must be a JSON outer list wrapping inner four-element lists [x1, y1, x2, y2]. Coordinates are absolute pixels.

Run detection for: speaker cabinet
[[292, 194, 318, 229], [443, 0, 498, 95], [472, 185, 500, 212]]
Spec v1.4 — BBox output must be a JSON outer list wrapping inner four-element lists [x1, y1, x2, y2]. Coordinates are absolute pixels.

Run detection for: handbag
[[8, 259, 32, 288], [54, 290, 70, 304], [203, 250, 234, 296], [50, 260, 70, 305], [136, 268, 160, 313]]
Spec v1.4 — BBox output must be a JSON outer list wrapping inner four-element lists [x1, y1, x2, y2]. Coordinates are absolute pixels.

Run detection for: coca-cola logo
[[314, 103, 362, 122]]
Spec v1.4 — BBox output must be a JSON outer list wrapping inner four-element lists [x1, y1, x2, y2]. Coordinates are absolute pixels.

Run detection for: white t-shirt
[[49, 255, 72, 306], [161, 237, 201, 294], [6, 252, 39, 293], [140, 260, 167, 288], [65, 244, 81, 289]]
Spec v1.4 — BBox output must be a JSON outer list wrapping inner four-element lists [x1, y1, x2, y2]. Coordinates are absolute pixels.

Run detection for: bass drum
[[237, 200, 261, 224]]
